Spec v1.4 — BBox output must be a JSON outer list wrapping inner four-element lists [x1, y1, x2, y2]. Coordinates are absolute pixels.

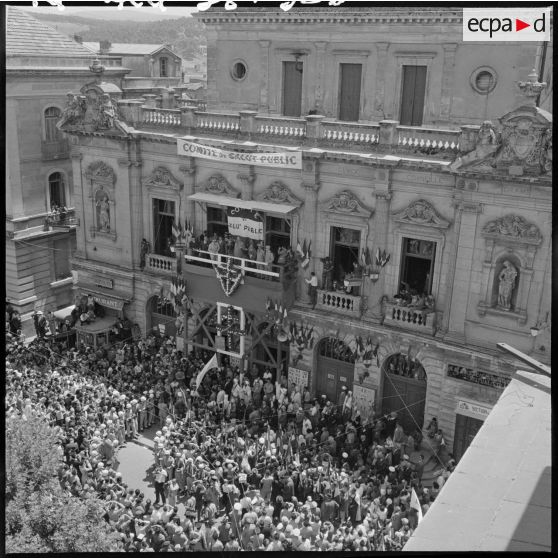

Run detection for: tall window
[[282, 61, 303, 117], [330, 227, 360, 283], [207, 206, 228, 238], [265, 216, 291, 254], [45, 107, 62, 142], [160, 57, 168, 77], [153, 199, 175, 256], [400, 65, 427, 126], [48, 172, 66, 209], [399, 237, 436, 295], [338, 63, 362, 122]]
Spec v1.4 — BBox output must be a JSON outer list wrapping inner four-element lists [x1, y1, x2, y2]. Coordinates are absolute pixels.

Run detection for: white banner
[[178, 138, 302, 169], [226, 207, 264, 240], [352, 384, 376, 423], [288, 366, 309, 392], [195, 353, 219, 390]]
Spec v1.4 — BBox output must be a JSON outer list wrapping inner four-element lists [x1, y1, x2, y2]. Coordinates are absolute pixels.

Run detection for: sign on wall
[[352, 384, 376, 423], [178, 138, 302, 169], [95, 277, 114, 289], [226, 207, 264, 240], [288, 366, 309, 392], [456, 399, 493, 421]]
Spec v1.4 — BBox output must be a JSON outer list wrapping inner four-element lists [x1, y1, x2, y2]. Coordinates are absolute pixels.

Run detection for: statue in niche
[[96, 190, 111, 232], [497, 260, 518, 311]]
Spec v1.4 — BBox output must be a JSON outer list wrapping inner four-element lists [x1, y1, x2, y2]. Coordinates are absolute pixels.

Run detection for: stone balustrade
[[383, 300, 437, 335], [145, 254, 177, 275], [121, 104, 465, 159], [316, 289, 361, 318]]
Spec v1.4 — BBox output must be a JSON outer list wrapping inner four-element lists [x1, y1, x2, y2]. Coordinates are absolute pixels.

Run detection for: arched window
[[48, 172, 66, 209], [160, 57, 168, 77], [45, 107, 62, 142], [385, 353, 426, 381], [151, 295, 176, 317], [318, 337, 356, 363]]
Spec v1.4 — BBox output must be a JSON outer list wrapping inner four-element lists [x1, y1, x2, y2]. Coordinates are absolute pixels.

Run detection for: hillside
[[31, 12, 206, 60]]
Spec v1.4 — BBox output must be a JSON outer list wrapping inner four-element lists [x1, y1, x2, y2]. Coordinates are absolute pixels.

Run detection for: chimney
[[100, 40, 112, 54], [74, 34, 83, 44]]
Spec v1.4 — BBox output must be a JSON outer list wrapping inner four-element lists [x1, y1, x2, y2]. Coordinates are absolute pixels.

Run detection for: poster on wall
[[352, 384, 376, 423], [288, 366, 309, 392], [226, 207, 264, 241]]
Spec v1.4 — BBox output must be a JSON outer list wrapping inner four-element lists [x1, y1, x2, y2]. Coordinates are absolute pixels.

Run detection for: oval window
[[231, 61, 247, 81]]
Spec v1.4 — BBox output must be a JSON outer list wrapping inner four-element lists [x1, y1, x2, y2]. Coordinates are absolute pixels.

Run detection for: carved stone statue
[[96, 195, 111, 232], [482, 215, 542, 243], [497, 260, 518, 310], [450, 120, 500, 171], [58, 93, 86, 128], [98, 94, 116, 129]]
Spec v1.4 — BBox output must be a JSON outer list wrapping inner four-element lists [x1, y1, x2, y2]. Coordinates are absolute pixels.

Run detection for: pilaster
[[314, 41, 327, 114], [374, 42, 390, 117], [440, 43, 458, 123], [259, 40, 271, 112], [180, 159, 197, 228]]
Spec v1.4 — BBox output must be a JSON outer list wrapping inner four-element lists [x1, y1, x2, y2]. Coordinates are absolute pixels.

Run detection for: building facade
[[59, 8, 552, 460], [5, 7, 129, 336]]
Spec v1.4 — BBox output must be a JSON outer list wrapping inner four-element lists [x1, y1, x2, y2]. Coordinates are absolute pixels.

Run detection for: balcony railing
[[383, 300, 437, 335], [46, 208, 78, 229], [145, 253, 177, 275], [41, 139, 70, 161], [316, 289, 362, 318], [117, 101, 464, 160]]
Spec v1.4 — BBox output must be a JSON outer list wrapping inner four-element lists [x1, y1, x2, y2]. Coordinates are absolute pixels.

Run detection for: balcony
[[183, 250, 296, 313], [41, 139, 70, 161], [117, 102, 462, 160], [46, 208, 79, 230], [383, 300, 437, 335], [145, 253, 177, 276], [316, 289, 362, 319]]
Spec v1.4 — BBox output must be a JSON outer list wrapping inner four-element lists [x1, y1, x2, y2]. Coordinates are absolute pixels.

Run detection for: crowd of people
[[6, 325, 455, 552]]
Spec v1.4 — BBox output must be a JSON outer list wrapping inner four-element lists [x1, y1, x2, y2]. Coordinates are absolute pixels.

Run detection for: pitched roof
[[82, 42, 174, 56], [6, 7, 97, 58]]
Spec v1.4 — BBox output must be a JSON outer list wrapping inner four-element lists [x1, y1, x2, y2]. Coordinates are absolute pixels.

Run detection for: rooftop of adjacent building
[[6, 6, 97, 59], [82, 41, 180, 57], [403, 367, 551, 552]]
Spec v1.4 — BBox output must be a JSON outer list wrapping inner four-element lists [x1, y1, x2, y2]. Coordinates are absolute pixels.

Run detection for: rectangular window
[[330, 227, 361, 284], [49, 173, 66, 209], [265, 216, 291, 254], [160, 57, 168, 77], [400, 65, 427, 126], [206, 206, 228, 238], [338, 63, 362, 122], [282, 61, 303, 117], [399, 237, 436, 295], [53, 239, 71, 280], [153, 199, 175, 256]]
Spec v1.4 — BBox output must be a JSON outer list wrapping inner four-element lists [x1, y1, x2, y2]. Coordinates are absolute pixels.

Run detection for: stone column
[[444, 200, 482, 342], [259, 40, 271, 112], [314, 41, 327, 114], [374, 42, 390, 117], [299, 179, 321, 305], [237, 166, 256, 201], [205, 30, 219, 108], [439, 43, 458, 124], [70, 150, 87, 258]]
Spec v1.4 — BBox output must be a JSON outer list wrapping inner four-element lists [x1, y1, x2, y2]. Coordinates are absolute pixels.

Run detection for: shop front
[[453, 398, 493, 462]]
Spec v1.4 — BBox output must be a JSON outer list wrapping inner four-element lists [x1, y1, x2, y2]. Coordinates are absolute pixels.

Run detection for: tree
[[5, 414, 120, 553]]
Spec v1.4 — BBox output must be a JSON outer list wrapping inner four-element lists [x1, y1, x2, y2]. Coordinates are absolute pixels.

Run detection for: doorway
[[453, 414, 484, 462], [338, 63, 362, 121], [330, 227, 361, 285], [282, 61, 303, 117], [400, 65, 427, 126], [316, 337, 355, 402]]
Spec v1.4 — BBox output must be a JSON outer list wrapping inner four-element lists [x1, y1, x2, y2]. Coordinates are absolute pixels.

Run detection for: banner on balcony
[[226, 207, 264, 240], [178, 139, 302, 169]]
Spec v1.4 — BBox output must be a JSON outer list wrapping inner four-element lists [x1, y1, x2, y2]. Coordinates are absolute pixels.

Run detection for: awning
[[79, 286, 129, 311], [188, 192, 299, 215], [53, 304, 75, 320]]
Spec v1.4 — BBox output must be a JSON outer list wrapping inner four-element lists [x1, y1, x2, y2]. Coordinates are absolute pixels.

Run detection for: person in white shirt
[[305, 272, 318, 309]]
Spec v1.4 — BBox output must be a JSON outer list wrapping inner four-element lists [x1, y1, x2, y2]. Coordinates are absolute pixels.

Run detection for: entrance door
[[400, 65, 427, 126], [339, 63, 362, 121], [149, 296, 177, 338], [381, 354, 427, 434], [316, 338, 355, 402], [282, 61, 303, 117], [453, 414, 483, 462]]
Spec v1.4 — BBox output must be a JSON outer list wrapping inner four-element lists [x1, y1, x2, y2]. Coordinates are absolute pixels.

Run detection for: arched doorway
[[381, 353, 427, 434], [147, 295, 177, 338], [316, 337, 356, 401], [251, 321, 289, 383]]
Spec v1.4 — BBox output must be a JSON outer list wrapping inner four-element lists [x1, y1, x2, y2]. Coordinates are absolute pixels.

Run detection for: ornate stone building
[[59, 7, 551, 461], [5, 7, 129, 336]]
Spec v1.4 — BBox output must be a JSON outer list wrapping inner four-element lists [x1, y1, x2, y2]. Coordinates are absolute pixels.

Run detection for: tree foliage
[[5, 414, 119, 553]]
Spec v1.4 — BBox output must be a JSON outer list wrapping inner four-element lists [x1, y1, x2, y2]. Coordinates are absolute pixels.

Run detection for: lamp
[[530, 311, 549, 337]]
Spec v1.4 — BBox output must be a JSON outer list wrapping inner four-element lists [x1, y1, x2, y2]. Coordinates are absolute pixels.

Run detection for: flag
[[172, 220, 179, 239], [296, 242, 304, 258], [410, 488, 423, 523], [195, 353, 218, 390]]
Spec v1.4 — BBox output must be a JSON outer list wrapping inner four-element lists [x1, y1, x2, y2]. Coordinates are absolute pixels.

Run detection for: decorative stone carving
[[256, 181, 303, 206], [96, 190, 111, 232], [143, 166, 182, 191], [201, 174, 240, 197], [449, 121, 500, 171], [497, 260, 518, 311], [320, 190, 372, 218], [392, 199, 450, 229], [482, 215, 542, 245], [85, 161, 116, 187]]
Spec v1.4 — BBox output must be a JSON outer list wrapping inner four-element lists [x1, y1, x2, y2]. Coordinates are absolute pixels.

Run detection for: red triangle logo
[[516, 18, 530, 31]]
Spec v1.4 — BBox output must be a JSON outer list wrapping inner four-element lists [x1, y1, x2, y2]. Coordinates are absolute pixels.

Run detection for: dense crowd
[[5, 328, 455, 552]]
